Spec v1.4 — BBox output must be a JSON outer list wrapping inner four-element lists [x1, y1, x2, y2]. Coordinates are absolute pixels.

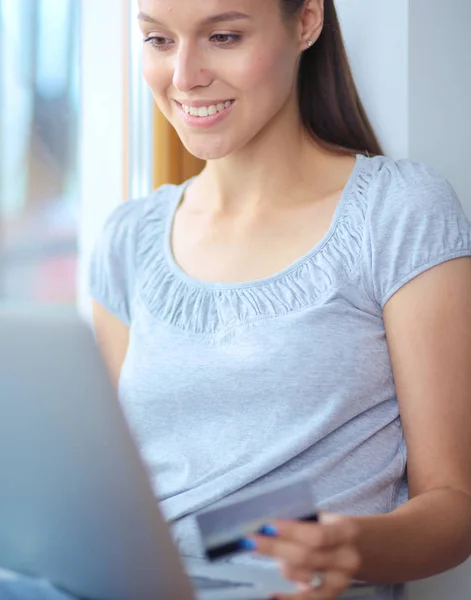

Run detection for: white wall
[[336, 0, 410, 161], [336, 1, 471, 598], [409, 0, 471, 217], [336, 0, 471, 219]]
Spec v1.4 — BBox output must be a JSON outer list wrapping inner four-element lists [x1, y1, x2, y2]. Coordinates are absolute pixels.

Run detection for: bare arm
[[353, 256, 471, 583], [92, 300, 130, 389]]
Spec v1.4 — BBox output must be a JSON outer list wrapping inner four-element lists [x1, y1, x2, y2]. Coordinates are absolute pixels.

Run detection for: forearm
[[352, 488, 471, 584]]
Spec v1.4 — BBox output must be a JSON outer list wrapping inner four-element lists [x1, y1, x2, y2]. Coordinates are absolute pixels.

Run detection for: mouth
[[176, 100, 235, 118], [174, 99, 236, 128]]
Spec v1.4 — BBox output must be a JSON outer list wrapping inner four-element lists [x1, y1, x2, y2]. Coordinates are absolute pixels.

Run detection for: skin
[[93, 0, 471, 597]]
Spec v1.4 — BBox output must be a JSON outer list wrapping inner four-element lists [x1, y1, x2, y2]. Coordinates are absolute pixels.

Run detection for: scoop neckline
[[163, 153, 366, 292]]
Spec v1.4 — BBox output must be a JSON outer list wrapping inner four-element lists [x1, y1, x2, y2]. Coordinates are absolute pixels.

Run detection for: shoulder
[[357, 154, 470, 252], [360, 154, 456, 206], [88, 182, 184, 323], [358, 154, 463, 220], [356, 155, 471, 308], [92, 182, 186, 264], [99, 183, 180, 242]]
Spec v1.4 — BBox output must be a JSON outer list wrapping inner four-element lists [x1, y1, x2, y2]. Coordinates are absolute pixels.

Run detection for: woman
[[89, 1, 471, 599]]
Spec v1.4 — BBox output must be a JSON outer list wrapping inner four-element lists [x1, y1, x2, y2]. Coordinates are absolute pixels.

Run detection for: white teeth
[[182, 101, 233, 117]]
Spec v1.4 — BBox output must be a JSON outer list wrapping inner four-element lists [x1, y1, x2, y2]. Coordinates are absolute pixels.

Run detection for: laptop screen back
[[0, 309, 195, 600]]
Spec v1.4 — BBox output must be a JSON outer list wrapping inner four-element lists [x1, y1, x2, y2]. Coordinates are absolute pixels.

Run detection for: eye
[[143, 36, 171, 50], [210, 33, 241, 45]]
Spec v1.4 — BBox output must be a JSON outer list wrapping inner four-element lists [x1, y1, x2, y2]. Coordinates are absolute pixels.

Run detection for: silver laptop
[[0, 308, 376, 600]]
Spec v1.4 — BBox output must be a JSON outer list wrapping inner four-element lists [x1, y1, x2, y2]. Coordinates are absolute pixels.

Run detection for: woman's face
[[138, 0, 303, 161]]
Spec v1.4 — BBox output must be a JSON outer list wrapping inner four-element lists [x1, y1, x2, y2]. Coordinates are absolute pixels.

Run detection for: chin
[[180, 136, 237, 162]]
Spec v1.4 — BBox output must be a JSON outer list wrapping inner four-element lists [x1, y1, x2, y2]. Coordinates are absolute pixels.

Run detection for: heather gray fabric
[[88, 154, 471, 600]]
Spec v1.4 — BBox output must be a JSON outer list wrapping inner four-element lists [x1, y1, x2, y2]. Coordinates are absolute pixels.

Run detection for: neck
[[191, 97, 348, 215]]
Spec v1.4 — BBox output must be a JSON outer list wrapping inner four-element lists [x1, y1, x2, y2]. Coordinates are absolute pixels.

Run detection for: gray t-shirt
[[89, 154, 471, 600]]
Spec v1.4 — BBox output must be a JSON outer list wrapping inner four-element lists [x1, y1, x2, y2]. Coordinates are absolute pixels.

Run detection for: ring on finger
[[310, 571, 325, 589]]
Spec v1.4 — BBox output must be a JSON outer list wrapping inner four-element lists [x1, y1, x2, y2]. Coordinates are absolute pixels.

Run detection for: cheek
[[141, 51, 154, 84], [142, 53, 169, 101], [234, 49, 296, 102]]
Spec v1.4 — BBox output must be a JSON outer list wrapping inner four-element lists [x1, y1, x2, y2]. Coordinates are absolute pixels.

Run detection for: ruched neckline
[[137, 153, 373, 334]]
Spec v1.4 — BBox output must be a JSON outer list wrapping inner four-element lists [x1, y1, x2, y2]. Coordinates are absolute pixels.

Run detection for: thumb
[[318, 512, 346, 524]]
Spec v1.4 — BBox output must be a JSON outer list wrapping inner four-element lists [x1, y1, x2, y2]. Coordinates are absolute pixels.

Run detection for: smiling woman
[[139, 0, 291, 163], [138, 0, 381, 164], [87, 2, 471, 600]]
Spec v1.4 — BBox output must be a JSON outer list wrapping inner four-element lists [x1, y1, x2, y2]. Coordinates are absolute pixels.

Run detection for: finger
[[268, 589, 316, 600], [318, 569, 353, 599], [307, 545, 361, 575], [314, 546, 361, 576], [269, 570, 352, 600], [297, 570, 353, 599], [264, 515, 359, 551], [318, 512, 344, 524], [288, 545, 360, 576], [280, 561, 315, 585], [253, 534, 360, 577], [315, 514, 359, 550], [252, 534, 314, 567]]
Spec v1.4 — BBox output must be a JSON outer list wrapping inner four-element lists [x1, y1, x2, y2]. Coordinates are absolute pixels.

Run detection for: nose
[[173, 44, 212, 93]]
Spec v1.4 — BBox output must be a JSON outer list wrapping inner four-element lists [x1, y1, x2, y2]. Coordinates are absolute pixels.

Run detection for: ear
[[298, 0, 324, 51]]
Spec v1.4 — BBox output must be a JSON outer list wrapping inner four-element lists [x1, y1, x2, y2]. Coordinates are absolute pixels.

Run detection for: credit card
[[196, 477, 318, 561]]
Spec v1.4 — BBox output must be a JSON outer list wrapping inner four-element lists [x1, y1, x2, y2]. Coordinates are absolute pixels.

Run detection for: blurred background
[[0, 0, 80, 304], [0, 0, 203, 309]]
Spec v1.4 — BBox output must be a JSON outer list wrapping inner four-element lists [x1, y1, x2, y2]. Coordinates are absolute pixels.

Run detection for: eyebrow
[[137, 10, 251, 27]]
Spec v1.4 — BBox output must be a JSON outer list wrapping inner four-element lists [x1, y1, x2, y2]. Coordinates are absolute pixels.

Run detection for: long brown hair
[[282, 0, 384, 156]]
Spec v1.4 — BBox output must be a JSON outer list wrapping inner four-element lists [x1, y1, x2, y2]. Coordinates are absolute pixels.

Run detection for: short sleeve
[[361, 158, 471, 309], [88, 200, 142, 325]]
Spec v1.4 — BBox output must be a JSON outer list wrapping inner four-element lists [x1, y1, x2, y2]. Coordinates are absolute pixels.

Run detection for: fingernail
[[238, 538, 257, 550], [319, 512, 342, 524], [258, 524, 278, 537]]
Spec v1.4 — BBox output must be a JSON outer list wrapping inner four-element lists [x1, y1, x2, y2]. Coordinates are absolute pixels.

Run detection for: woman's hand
[[246, 513, 361, 599]]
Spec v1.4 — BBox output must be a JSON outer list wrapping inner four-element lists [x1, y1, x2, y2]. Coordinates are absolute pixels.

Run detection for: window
[[127, 0, 154, 200], [0, 0, 80, 304]]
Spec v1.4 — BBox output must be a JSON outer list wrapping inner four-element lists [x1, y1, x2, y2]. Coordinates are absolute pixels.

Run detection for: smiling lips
[[177, 100, 235, 118]]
